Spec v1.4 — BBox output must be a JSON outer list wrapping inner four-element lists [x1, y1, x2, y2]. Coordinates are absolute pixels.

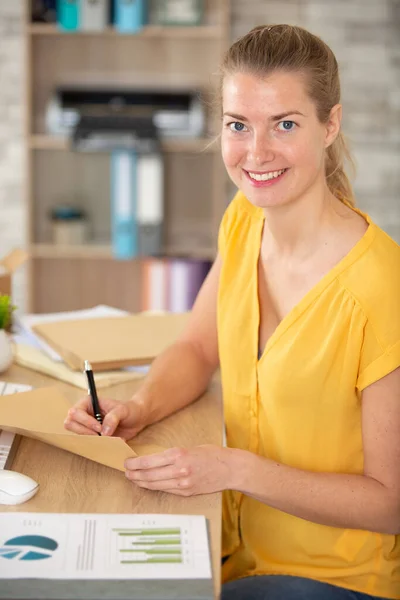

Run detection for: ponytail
[[325, 132, 356, 206]]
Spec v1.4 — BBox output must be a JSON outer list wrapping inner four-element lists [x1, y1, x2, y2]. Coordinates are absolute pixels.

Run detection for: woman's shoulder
[[222, 190, 263, 224], [340, 218, 400, 344], [343, 218, 400, 290], [218, 191, 263, 256]]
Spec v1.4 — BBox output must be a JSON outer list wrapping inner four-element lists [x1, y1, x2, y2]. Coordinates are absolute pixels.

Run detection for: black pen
[[84, 360, 103, 435]]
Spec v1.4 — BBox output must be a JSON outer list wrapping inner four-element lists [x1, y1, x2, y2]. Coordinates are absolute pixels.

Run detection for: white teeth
[[248, 169, 286, 181]]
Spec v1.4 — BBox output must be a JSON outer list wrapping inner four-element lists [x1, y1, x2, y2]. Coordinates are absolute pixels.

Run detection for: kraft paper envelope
[[0, 386, 164, 472], [32, 313, 189, 372]]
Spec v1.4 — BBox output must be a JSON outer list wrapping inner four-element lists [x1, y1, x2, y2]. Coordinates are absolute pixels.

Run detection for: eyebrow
[[223, 110, 306, 121]]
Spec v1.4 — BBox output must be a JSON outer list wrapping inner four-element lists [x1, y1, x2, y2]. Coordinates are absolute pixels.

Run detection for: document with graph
[[0, 513, 212, 581]]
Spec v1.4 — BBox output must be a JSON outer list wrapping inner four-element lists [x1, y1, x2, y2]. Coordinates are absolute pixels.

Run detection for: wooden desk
[[0, 365, 223, 598]]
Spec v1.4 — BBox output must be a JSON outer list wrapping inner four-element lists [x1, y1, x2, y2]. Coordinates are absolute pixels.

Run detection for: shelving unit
[[23, 0, 230, 313], [27, 22, 223, 38], [28, 134, 219, 153]]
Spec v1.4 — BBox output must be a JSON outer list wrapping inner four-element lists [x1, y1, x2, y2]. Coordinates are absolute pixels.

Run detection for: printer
[[45, 86, 206, 151]]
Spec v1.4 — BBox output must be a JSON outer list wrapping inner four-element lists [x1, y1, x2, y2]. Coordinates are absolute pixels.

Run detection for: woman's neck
[[261, 185, 348, 261]]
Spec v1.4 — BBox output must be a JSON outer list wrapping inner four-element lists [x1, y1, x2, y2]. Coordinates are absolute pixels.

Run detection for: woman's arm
[[230, 367, 400, 534], [125, 255, 222, 432], [125, 368, 400, 535], [65, 256, 222, 438]]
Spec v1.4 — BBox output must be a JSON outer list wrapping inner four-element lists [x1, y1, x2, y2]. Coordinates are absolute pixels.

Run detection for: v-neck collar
[[255, 206, 377, 363]]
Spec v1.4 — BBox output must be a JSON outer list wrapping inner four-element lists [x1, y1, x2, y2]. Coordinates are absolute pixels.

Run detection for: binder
[[168, 259, 211, 313], [110, 150, 138, 259], [80, 0, 109, 31], [114, 0, 146, 33], [57, 0, 79, 31], [141, 258, 167, 311], [137, 153, 164, 256], [168, 258, 189, 313]]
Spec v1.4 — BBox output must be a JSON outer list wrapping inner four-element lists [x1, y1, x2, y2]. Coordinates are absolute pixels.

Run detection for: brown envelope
[[32, 313, 189, 372], [0, 386, 164, 472]]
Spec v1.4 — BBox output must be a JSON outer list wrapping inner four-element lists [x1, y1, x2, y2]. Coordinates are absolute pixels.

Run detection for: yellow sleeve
[[357, 321, 400, 391]]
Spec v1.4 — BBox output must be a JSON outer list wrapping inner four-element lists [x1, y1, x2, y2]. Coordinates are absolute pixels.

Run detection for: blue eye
[[278, 120, 296, 132], [228, 122, 247, 132]]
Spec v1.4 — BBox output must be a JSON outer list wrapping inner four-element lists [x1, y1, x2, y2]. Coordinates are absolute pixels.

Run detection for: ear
[[324, 104, 342, 148]]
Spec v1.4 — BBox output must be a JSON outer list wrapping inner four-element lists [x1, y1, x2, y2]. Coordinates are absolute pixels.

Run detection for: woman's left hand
[[124, 445, 235, 496]]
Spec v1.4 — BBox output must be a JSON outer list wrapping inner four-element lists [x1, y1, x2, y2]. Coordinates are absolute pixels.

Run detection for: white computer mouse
[[0, 469, 39, 505]]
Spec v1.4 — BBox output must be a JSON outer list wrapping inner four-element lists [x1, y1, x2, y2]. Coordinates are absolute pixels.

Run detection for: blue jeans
[[221, 575, 391, 600]]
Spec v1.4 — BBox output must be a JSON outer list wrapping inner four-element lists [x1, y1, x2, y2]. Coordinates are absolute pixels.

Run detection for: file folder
[[114, 0, 146, 33], [80, 0, 109, 31], [57, 0, 79, 31], [168, 259, 211, 312], [141, 258, 167, 311], [111, 150, 138, 259], [137, 152, 164, 256], [32, 312, 189, 371]]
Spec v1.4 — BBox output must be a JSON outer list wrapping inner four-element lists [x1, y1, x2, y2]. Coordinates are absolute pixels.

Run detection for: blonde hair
[[220, 24, 355, 206]]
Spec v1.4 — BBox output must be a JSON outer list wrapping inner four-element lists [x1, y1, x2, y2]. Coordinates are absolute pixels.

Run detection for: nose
[[248, 133, 275, 166]]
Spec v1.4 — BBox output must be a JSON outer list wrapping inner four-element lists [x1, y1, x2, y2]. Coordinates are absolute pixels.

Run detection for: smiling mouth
[[245, 168, 288, 182]]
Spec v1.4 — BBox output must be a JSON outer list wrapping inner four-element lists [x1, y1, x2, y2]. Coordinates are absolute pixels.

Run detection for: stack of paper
[[12, 305, 150, 389], [0, 512, 214, 600]]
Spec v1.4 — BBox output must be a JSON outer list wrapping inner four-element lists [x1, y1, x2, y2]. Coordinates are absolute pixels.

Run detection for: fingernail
[[102, 425, 111, 435]]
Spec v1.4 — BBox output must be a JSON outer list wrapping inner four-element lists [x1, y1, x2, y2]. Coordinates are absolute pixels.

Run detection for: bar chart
[[113, 526, 188, 565]]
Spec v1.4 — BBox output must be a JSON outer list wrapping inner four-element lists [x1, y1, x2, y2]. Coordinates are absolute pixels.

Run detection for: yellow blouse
[[217, 191, 400, 599]]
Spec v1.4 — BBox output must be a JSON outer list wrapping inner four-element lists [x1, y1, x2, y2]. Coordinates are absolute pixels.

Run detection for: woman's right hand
[[64, 395, 146, 441]]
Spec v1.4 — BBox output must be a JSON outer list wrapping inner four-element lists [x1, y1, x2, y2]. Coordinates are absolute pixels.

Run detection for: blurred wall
[[0, 0, 399, 313], [0, 0, 25, 310]]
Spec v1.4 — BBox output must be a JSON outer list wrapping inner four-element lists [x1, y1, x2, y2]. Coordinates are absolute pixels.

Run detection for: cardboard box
[[0, 249, 28, 297]]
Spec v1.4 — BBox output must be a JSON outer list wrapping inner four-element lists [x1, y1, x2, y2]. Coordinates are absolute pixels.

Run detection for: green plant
[[0, 295, 16, 330]]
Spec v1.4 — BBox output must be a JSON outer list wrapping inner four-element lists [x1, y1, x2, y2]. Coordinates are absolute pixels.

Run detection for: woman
[[65, 25, 400, 600]]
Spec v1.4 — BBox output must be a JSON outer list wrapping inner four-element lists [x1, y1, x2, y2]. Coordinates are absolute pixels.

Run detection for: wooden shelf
[[28, 135, 219, 153], [27, 23, 222, 39], [29, 135, 69, 150], [31, 243, 112, 259], [30, 243, 216, 261], [24, 0, 229, 312]]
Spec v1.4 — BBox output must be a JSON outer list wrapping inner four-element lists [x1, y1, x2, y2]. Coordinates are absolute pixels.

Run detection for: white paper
[[0, 381, 33, 469], [0, 513, 212, 581]]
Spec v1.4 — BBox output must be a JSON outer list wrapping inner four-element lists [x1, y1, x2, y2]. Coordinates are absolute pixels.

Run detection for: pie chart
[[0, 535, 58, 561]]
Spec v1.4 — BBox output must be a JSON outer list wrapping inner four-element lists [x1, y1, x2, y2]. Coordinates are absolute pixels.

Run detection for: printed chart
[[112, 526, 189, 565]]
